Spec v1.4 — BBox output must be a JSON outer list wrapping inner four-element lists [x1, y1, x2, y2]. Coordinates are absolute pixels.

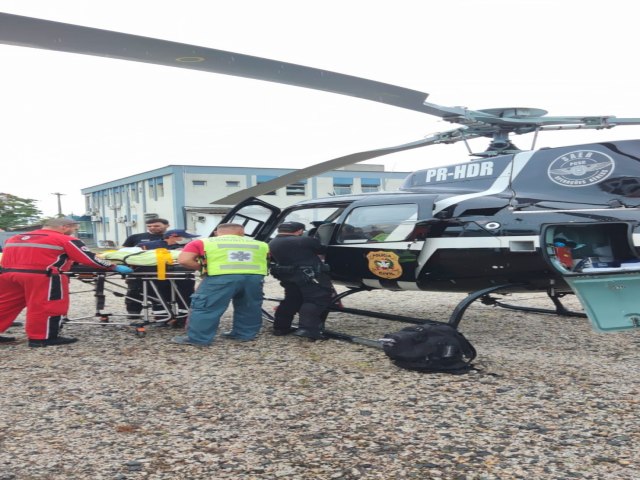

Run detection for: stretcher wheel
[[99, 316, 110, 323], [135, 327, 146, 337]]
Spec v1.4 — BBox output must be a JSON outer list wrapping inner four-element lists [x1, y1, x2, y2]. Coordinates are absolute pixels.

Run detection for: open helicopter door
[[214, 197, 280, 240], [544, 223, 640, 332], [324, 195, 436, 289]]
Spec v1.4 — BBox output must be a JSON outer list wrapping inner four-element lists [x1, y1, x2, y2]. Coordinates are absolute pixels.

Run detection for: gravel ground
[[1, 275, 639, 479]]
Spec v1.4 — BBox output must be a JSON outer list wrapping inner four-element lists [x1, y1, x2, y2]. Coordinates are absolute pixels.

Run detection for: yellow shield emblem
[[367, 251, 402, 279]]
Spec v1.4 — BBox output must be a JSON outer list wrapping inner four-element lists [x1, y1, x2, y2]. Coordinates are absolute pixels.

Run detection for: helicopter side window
[[337, 204, 418, 244], [222, 205, 273, 237], [268, 206, 346, 239]]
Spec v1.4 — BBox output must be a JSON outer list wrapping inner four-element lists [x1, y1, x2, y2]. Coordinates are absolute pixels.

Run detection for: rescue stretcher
[[64, 265, 196, 336]]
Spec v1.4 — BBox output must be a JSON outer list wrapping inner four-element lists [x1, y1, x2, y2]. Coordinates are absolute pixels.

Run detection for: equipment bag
[[381, 323, 477, 374]]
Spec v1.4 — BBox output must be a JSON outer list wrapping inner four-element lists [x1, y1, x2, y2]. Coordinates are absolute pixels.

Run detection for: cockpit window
[[337, 204, 418, 243]]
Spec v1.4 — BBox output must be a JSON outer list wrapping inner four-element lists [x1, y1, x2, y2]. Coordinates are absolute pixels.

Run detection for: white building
[[81, 164, 410, 246]]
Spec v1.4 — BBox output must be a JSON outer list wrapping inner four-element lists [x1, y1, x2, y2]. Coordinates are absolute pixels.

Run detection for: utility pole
[[51, 192, 65, 217]]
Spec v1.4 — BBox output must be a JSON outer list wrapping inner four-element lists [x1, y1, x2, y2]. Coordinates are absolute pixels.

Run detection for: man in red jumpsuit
[[0, 217, 133, 347]]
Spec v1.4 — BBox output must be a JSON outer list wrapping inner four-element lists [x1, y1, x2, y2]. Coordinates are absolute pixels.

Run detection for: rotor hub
[[477, 107, 548, 119]]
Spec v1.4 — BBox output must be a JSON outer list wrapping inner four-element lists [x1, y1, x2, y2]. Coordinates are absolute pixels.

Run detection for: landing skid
[[322, 287, 429, 349], [265, 283, 579, 351], [480, 288, 587, 318], [285, 284, 522, 349]]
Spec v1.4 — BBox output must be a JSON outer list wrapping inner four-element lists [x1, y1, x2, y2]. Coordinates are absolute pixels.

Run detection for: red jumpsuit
[[0, 229, 116, 340]]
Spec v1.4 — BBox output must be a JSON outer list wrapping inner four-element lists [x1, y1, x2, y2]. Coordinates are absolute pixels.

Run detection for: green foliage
[[0, 193, 42, 229]]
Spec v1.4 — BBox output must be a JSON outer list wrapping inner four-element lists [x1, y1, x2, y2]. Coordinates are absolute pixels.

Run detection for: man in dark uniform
[[121, 218, 170, 317], [268, 221, 333, 340], [122, 218, 169, 248]]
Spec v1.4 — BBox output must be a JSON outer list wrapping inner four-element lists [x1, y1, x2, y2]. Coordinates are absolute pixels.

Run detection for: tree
[[0, 193, 42, 230]]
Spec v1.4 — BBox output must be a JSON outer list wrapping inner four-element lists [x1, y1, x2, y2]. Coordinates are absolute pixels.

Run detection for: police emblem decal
[[547, 150, 614, 187], [366, 251, 402, 279]]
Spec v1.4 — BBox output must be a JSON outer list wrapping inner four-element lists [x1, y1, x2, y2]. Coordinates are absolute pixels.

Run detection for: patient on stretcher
[[97, 247, 195, 325], [99, 247, 180, 266]]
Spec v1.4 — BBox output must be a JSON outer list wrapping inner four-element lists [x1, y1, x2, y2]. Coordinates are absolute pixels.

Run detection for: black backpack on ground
[[381, 323, 477, 374]]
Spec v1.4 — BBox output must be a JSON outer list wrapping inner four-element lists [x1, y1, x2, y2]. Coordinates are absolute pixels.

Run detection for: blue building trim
[[81, 165, 410, 195], [170, 166, 187, 229], [81, 165, 412, 231]]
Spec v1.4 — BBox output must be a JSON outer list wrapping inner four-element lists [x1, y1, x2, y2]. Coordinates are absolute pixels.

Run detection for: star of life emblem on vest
[[367, 251, 402, 279], [229, 250, 252, 262]]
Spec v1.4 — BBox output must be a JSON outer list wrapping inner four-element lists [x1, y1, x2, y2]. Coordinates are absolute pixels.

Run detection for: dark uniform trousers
[[273, 272, 333, 335]]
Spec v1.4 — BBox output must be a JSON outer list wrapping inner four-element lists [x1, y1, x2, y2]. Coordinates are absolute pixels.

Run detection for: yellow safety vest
[[203, 235, 269, 276]]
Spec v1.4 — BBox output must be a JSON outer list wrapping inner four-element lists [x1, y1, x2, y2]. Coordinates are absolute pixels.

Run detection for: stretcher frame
[[63, 270, 196, 336]]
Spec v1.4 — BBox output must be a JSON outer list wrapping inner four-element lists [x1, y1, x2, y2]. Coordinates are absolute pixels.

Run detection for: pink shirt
[[182, 239, 205, 256]]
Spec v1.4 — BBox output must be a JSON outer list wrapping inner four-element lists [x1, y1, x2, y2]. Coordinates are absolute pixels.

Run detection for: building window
[[130, 183, 139, 202], [361, 177, 381, 193], [286, 181, 306, 196], [108, 188, 115, 208], [148, 176, 164, 200], [193, 180, 207, 187], [226, 181, 240, 187], [333, 177, 353, 196], [156, 177, 164, 197], [256, 175, 277, 196], [114, 186, 123, 207]]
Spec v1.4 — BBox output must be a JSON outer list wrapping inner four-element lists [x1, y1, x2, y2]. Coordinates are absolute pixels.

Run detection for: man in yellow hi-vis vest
[[172, 223, 269, 346]]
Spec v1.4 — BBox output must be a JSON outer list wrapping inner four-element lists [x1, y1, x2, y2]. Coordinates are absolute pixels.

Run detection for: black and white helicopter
[[2, 12, 640, 341]]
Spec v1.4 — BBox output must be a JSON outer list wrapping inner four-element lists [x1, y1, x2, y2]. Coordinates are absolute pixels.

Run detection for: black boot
[[0, 335, 17, 343], [273, 327, 295, 336], [28, 336, 78, 348], [293, 329, 326, 341]]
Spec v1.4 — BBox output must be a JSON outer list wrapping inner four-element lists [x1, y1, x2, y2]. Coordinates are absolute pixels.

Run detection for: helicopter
[[2, 12, 640, 341]]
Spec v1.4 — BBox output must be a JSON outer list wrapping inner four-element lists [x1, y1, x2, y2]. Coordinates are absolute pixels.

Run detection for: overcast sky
[[1, 0, 639, 217]]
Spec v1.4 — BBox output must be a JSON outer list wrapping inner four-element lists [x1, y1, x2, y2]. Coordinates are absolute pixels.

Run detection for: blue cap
[[164, 229, 199, 238]]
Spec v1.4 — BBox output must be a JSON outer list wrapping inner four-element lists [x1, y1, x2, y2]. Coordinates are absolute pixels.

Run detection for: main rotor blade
[[605, 117, 640, 125], [210, 136, 448, 205], [0, 12, 432, 114]]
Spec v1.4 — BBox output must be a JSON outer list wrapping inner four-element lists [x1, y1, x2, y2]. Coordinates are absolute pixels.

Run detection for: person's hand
[[165, 236, 182, 245], [114, 265, 134, 275]]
